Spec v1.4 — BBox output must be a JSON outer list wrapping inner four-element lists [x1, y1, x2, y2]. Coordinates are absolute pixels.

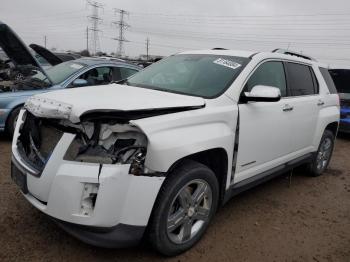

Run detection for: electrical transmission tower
[[112, 9, 130, 57], [87, 0, 103, 55]]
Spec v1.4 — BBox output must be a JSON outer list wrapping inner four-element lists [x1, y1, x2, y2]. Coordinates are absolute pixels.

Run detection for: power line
[[131, 11, 350, 18], [87, 0, 103, 55], [112, 9, 130, 57]]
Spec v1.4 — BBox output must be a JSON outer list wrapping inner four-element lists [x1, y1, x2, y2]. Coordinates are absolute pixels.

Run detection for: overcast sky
[[1, 0, 350, 65]]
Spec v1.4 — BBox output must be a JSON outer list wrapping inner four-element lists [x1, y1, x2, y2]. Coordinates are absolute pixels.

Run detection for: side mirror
[[72, 79, 88, 87], [242, 85, 281, 102]]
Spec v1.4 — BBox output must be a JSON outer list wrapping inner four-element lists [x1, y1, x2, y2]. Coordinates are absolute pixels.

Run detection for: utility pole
[[86, 27, 89, 52], [112, 9, 130, 58], [87, 0, 103, 55], [146, 37, 150, 61], [44, 35, 47, 48]]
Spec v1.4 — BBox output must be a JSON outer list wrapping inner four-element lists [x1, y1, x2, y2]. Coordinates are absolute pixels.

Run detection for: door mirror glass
[[243, 85, 281, 102], [72, 78, 88, 87]]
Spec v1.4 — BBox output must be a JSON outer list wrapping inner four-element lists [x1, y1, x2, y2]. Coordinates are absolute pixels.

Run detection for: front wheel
[[308, 130, 335, 176], [148, 160, 219, 256]]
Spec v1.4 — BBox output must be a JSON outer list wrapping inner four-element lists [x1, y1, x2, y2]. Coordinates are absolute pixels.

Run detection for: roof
[[180, 49, 256, 58], [180, 49, 326, 66], [73, 57, 141, 68]]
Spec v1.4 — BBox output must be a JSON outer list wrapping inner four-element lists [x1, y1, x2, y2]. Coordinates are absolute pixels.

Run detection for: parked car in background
[[0, 23, 65, 82], [329, 67, 350, 133], [0, 21, 141, 135], [11, 48, 339, 255], [0, 58, 140, 135]]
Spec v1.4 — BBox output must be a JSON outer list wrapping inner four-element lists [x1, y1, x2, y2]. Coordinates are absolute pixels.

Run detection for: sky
[[1, 0, 350, 65]]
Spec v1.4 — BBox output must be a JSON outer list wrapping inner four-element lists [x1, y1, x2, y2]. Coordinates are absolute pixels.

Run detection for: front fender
[[133, 104, 238, 174]]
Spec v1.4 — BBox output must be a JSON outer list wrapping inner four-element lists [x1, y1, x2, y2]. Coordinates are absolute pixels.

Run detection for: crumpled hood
[[25, 84, 205, 123]]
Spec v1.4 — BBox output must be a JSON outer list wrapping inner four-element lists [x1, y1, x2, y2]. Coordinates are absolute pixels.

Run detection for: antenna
[[112, 9, 130, 57], [87, 0, 103, 55]]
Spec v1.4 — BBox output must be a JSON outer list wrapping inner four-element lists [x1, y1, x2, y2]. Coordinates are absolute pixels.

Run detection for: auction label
[[213, 58, 241, 70]]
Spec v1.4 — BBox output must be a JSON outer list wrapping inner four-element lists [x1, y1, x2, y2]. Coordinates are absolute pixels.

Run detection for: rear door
[[284, 62, 320, 154]]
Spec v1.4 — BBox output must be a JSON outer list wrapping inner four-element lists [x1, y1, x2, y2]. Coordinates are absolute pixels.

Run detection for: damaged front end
[[16, 109, 150, 177], [12, 108, 166, 242], [63, 120, 148, 175]]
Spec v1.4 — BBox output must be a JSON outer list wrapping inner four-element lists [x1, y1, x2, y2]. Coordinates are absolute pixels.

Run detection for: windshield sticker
[[213, 58, 241, 70], [70, 63, 84, 70]]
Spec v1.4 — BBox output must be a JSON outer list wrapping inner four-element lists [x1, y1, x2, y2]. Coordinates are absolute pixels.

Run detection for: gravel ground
[[0, 133, 349, 262]]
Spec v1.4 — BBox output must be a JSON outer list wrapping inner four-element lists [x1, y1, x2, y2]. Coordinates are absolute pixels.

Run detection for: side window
[[110, 67, 138, 82], [77, 67, 113, 86], [120, 67, 138, 80], [245, 61, 287, 97], [286, 63, 316, 96]]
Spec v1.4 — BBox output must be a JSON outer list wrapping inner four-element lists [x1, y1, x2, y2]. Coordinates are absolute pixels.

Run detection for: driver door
[[234, 61, 293, 183]]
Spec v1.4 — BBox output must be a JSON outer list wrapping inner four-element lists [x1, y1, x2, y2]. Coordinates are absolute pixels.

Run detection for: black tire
[[308, 130, 335, 177], [6, 106, 21, 137], [148, 160, 219, 256]]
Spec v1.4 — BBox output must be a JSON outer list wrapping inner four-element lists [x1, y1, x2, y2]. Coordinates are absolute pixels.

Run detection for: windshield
[[329, 69, 350, 94], [127, 54, 249, 98], [29, 61, 86, 86]]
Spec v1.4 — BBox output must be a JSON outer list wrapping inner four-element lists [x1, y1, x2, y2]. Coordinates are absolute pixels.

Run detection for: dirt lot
[[0, 134, 349, 262]]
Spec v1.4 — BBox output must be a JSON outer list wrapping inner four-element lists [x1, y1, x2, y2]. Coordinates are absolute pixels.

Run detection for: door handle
[[317, 100, 325, 106], [282, 104, 294, 112]]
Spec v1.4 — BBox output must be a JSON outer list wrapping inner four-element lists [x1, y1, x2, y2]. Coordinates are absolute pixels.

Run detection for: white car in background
[[11, 48, 339, 256]]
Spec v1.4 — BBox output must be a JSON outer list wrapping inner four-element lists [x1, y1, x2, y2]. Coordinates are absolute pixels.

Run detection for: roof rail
[[212, 47, 228, 50], [272, 48, 317, 61]]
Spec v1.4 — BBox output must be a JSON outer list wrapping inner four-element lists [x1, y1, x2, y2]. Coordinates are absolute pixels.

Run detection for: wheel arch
[[166, 147, 229, 205], [324, 121, 339, 137]]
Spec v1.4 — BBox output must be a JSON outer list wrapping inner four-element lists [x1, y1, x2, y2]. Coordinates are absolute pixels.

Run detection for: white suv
[[11, 49, 339, 256]]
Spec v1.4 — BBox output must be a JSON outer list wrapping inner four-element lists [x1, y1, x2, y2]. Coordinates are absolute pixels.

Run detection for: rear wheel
[[308, 130, 335, 176], [148, 160, 219, 256]]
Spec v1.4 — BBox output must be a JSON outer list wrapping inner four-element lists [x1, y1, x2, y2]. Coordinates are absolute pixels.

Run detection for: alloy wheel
[[166, 179, 212, 244]]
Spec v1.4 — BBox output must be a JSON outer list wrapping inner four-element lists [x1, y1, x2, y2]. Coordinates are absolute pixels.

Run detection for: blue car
[[329, 68, 350, 133], [0, 22, 141, 135]]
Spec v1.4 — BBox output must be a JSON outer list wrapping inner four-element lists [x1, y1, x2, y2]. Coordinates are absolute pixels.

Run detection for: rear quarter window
[[320, 68, 337, 94]]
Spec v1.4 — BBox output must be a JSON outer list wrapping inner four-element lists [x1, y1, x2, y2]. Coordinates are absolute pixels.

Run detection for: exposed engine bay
[[63, 120, 148, 167], [17, 112, 149, 175], [0, 62, 42, 92]]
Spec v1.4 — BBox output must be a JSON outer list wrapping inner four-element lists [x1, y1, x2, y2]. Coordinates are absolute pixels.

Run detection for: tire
[[6, 106, 21, 137], [308, 130, 335, 177], [148, 160, 219, 256]]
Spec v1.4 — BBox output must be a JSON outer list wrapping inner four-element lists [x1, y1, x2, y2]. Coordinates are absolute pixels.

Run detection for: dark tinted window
[[246, 61, 287, 97], [286, 63, 316, 96], [329, 69, 350, 94]]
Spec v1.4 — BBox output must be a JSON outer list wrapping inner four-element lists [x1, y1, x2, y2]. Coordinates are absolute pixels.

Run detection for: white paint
[[13, 49, 340, 234]]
